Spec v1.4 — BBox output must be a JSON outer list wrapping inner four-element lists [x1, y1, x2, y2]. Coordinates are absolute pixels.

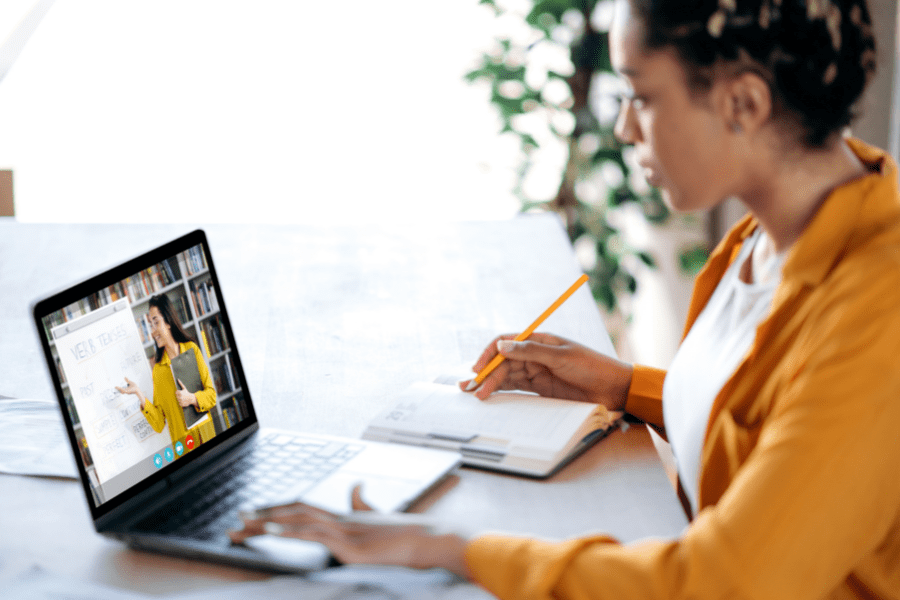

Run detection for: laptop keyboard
[[133, 431, 364, 541]]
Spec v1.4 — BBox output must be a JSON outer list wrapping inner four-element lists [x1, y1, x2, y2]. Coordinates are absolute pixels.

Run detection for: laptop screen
[[33, 230, 256, 513]]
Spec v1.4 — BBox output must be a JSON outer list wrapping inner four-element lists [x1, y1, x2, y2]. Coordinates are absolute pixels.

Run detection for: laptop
[[31, 229, 460, 573]]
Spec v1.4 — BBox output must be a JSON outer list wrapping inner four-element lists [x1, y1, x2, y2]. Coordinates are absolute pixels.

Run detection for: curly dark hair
[[628, 0, 877, 148]]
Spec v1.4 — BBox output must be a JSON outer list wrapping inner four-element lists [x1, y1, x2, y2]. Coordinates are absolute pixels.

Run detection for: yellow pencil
[[466, 273, 589, 391]]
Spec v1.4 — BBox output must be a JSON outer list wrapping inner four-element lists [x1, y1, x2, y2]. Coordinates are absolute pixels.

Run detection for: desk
[[0, 216, 687, 595]]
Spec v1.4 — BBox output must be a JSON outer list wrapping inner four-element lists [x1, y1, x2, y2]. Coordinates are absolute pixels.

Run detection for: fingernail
[[264, 522, 285, 536], [496, 340, 515, 354]]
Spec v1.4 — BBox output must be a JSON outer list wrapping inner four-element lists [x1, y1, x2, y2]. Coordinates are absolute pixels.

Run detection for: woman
[[232, 0, 900, 597], [117, 294, 217, 448]]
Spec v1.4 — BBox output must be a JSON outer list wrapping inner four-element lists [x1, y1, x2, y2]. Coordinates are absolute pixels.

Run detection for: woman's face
[[148, 306, 173, 349], [610, 0, 739, 212]]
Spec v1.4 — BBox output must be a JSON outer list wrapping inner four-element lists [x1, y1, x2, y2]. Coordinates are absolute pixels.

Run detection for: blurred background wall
[[1, 0, 897, 368]]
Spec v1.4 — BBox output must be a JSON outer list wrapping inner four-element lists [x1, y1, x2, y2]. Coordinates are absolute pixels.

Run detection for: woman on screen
[[117, 294, 217, 448], [231, 0, 900, 598]]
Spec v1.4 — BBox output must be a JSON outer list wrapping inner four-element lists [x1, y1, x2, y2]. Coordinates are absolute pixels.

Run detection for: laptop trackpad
[[302, 470, 429, 514]]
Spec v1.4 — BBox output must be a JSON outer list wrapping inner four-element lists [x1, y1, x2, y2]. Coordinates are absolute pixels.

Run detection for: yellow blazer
[[465, 139, 900, 599], [142, 341, 217, 446]]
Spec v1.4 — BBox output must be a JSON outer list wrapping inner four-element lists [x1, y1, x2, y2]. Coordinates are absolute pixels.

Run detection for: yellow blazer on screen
[[142, 341, 217, 445]]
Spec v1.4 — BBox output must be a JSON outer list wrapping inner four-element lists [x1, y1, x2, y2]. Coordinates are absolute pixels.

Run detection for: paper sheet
[[0, 398, 78, 479]]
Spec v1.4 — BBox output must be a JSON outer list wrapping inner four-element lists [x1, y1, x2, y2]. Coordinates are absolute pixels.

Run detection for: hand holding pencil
[[460, 274, 634, 410], [463, 274, 588, 394]]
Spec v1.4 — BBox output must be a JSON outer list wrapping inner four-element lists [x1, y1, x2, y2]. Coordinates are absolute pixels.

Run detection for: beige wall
[[853, 0, 898, 154]]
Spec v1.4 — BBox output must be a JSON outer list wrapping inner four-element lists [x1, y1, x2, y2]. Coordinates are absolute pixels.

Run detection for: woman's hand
[[115, 377, 146, 409], [460, 332, 633, 412], [175, 379, 198, 409], [229, 486, 471, 578]]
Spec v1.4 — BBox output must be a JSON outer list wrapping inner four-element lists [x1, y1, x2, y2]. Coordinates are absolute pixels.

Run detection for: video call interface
[[40, 244, 248, 507]]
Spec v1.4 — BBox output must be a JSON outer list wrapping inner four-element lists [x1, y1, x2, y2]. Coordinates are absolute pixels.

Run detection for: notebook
[[364, 380, 622, 478], [31, 229, 460, 573]]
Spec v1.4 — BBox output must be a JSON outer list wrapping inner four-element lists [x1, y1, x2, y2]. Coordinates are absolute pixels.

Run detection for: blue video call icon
[[174, 441, 184, 456]]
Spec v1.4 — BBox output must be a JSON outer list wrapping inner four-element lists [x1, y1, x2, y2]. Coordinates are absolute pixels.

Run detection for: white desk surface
[[0, 216, 687, 595]]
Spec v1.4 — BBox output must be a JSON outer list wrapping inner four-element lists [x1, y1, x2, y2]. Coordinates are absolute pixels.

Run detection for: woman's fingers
[[230, 502, 330, 544], [495, 336, 571, 368], [471, 336, 567, 398], [246, 501, 334, 521], [469, 333, 517, 373], [232, 483, 375, 546], [116, 378, 136, 395], [229, 519, 265, 543], [258, 517, 428, 568], [350, 484, 374, 512], [468, 359, 511, 399], [462, 333, 555, 396], [227, 491, 465, 573]]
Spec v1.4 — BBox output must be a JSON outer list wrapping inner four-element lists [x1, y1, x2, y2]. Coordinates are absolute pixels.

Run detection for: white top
[[663, 228, 786, 514]]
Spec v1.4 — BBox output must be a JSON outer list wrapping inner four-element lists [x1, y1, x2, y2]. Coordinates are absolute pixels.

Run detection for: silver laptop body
[[31, 229, 459, 572]]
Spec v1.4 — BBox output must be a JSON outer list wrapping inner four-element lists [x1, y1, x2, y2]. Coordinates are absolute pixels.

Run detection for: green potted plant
[[466, 0, 708, 317]]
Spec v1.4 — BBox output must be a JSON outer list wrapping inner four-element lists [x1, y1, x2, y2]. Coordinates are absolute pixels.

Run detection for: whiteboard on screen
[[53, 297, 170, 484]]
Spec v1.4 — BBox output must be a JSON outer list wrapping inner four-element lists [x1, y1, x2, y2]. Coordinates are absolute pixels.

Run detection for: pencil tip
[[464, 379, 478, 392]]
